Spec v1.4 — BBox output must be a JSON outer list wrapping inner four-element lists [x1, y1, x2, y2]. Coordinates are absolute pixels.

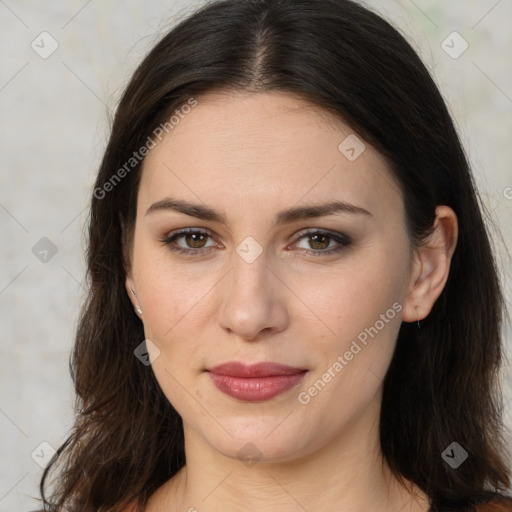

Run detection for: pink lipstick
[[207, 361, 307, 402]]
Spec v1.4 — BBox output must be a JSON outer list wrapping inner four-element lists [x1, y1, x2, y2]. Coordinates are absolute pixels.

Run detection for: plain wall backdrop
[[1, 0, 511, 510]]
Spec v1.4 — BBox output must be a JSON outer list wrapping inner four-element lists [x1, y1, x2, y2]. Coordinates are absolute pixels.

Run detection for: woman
[[38, 0, 512, 511]]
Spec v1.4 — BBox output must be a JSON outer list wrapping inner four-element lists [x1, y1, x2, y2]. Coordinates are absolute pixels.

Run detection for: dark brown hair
[[39, 0, 510, 511]]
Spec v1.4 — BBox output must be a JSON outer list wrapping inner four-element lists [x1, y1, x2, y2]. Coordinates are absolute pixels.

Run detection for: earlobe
[[402, 205, 458, 323]]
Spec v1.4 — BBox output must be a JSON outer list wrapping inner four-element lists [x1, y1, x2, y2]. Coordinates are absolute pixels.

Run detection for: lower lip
[[207, 372, 307, 402]]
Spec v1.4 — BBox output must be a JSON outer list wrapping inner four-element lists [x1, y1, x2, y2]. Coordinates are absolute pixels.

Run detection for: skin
[[125, 90, 458, 512]]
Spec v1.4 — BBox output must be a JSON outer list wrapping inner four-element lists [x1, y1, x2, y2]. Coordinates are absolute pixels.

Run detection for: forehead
[[138, 90, 402, 220]]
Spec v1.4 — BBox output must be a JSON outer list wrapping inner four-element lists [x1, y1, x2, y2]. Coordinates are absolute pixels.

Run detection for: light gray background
[[1, 1, 511, 510]]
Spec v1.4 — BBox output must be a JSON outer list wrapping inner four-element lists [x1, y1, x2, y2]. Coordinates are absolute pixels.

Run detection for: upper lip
[[207, 361, 307, 377]]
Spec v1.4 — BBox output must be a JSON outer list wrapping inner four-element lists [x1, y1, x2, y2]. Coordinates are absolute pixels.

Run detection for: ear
[[120, 212, 138, 308], [125, 274, 137, 308], [402, 205, 458, 322]]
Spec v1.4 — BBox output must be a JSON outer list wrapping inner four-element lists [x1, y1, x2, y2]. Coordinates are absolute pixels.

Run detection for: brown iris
[[308, 234, 330, 250], [185, 233, 208, 248]]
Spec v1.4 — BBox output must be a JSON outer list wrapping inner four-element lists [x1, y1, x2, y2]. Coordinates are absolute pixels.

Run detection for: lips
[[206, 361, 307, 402]]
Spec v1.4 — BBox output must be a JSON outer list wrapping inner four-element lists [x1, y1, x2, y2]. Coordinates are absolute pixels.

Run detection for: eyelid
[[167, 226, 217, 239], [289, 228, 351, 255], [291, 227, 347, 241], [161, 227, 221, 249]]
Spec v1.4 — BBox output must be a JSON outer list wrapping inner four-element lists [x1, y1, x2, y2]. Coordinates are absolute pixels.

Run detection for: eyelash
[[158, 228, 352, 257]]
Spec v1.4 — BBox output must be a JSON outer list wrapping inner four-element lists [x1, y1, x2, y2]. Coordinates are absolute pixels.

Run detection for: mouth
[[206, 361, 308, 402]]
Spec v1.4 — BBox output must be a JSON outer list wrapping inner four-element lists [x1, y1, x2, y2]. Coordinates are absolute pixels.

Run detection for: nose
[[217, 249, 289, 341]]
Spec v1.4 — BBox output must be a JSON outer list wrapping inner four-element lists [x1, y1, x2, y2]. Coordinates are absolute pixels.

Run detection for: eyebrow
[[145, 197, 372, 226]]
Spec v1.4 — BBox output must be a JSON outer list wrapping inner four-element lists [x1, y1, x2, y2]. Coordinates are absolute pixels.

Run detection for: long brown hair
[[39, 1, 510, 510]]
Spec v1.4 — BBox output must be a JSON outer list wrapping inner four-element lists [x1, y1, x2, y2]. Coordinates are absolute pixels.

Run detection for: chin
[[193, 413, 321, 465]]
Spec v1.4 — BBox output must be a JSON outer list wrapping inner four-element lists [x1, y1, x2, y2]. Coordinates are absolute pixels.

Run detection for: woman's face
[[126, 90, 419, 463]]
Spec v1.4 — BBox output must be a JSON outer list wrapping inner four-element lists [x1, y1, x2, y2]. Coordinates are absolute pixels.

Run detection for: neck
[[148, 396, 429, 512]]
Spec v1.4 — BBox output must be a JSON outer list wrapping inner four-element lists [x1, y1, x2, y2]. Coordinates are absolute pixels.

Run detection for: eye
[[159, 228, 351, 257], [159, 228, 219, 255], [292, 230, 351, 256]]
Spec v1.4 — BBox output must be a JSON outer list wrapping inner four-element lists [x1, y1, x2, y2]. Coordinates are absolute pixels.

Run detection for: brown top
[[471, 497, 512, 511]]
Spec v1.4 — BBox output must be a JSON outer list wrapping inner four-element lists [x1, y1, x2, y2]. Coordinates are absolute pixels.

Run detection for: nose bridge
[[225, 232, 272, 296], [231, 246, 269, 295], [217, 243, 288, 339]]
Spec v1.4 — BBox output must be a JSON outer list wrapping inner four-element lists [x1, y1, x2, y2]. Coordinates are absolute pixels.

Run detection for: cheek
[[149, 355, 206, 435], [133, 261, 219, 401], [307, 242, 409, 386], [298, 276, 403, 426], [311, 251, 408, 342], [132, 238, 211, 341]]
